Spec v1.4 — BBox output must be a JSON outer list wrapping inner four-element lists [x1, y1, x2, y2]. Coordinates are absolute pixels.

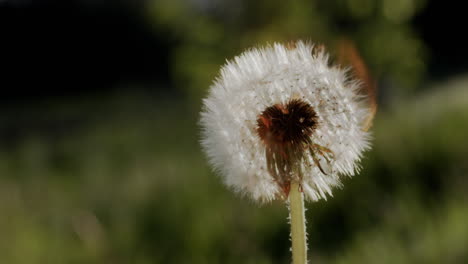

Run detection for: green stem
[[289, 181, 307, 264]]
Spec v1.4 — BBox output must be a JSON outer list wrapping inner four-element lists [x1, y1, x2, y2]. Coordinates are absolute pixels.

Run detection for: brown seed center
[[256, 99, 318, 197], [257, 99, 318, 150]]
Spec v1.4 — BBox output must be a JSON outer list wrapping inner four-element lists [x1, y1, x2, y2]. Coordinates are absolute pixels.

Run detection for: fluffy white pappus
[[200, 41, 372, 203]]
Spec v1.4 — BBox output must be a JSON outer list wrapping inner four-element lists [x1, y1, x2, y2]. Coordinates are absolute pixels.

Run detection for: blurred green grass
[[1, 75, 467, 263], [148, 0, 427, 101]]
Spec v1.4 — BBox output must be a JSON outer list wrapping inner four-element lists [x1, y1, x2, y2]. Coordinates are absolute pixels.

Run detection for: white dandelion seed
[[200, 41, 372, 203]]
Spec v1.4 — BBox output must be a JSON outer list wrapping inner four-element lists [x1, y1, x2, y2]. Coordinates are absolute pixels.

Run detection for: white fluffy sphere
[[200, 41, 372, 203]]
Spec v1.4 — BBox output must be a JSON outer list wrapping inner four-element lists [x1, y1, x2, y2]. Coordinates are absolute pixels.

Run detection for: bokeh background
[[1, 0, 468, 263]]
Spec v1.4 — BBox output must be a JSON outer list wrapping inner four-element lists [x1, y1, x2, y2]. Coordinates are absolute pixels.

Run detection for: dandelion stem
[[289, 181, 307, 264]]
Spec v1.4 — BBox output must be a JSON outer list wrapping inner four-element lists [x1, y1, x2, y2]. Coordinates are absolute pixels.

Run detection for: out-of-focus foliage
[[147, 0, 427, 100], [1, 1, 467, 263], [1, 75, 467, 263]]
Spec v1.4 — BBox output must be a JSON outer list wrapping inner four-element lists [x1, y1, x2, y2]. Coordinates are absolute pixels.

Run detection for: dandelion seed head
[[200, 41, 372, 203]]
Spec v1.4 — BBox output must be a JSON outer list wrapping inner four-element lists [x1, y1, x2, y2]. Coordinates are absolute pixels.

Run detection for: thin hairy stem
[[289, 181, 307, 264]]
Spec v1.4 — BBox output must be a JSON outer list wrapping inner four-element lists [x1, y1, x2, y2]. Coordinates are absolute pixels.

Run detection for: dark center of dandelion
[[257, 99, 318, 149], [256, 99, 318, 197]]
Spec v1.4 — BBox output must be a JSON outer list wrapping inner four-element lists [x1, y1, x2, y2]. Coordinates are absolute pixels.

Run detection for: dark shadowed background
[[1, 0, 468, 263]]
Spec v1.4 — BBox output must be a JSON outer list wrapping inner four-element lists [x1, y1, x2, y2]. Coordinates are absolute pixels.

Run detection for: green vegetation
[[1, 76, 467, 263], [148, 0, 427, 99], [2, 1, 467, 263]]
